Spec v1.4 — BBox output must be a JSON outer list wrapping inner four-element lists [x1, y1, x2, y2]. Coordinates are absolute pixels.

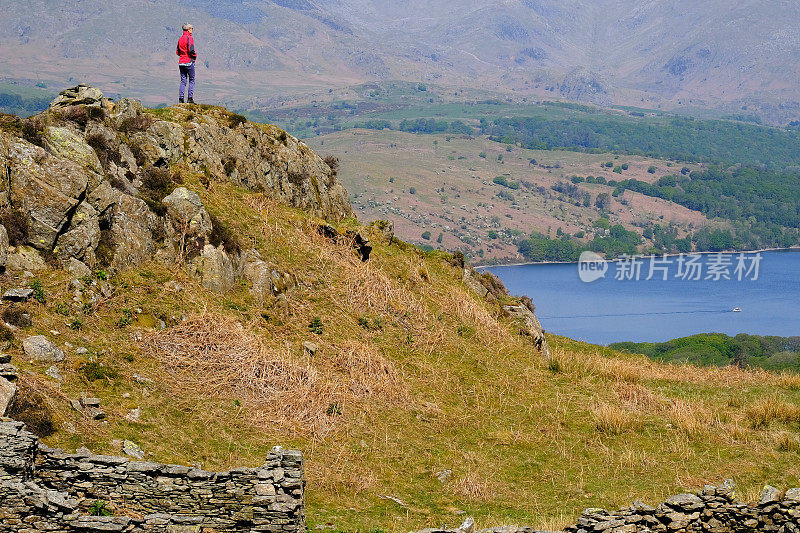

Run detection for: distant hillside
[[2, 1, 800, 122], [610, 334, 800, 373]]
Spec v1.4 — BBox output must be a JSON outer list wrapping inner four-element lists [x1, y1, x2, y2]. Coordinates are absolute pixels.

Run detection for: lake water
[[487, 250, 800, 345]]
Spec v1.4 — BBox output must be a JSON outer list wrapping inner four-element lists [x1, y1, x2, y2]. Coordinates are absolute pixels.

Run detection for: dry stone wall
[[0, 420, 305, 532], [419, 480, 800, 533]]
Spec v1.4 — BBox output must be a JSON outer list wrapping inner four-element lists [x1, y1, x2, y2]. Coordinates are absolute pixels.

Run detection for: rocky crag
[[0, 84, 351, 280]]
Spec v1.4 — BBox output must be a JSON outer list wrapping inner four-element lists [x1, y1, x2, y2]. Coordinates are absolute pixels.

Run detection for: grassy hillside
[[7, 165, 800, 532]]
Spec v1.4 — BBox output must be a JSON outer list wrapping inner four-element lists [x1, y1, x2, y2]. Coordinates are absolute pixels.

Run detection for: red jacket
[[176, 31, 196, 64]]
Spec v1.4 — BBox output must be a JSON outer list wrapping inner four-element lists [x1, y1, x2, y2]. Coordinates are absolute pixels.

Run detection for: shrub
[[21, 117, 44, 146], [222, 156, 237, 176], [227, 113, 248, 129], [120, 114, 154, 133], [0, 323, 13, 343], [421, 231, 431, 240], [308, 317, 324, 335], [2, 305, 30, 328], [79, 361, 118, 382], [30, 279, 46, 304], [59, 105, 89, 128], [207, 212, 242, 255], [323, 154, 339, 176], [7, 379, 55, 437], [86, 133, 121, 168], [0, 208, 29, 246], [95, 227, 116, 268], [478, 272, 507, 298], [88, 500, 113, 517], [139, 165, 179, 216]]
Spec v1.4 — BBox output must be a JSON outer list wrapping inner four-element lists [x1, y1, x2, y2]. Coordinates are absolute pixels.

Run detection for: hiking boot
[[179, 97, 185, 103], [187, 97, 195, 104]]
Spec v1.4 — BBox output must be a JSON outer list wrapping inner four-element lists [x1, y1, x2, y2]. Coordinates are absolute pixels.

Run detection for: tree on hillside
[[595, 192, 612, 210]]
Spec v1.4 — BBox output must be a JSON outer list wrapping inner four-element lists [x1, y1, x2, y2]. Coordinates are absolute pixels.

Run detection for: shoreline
[[476, 246, 800, 269]]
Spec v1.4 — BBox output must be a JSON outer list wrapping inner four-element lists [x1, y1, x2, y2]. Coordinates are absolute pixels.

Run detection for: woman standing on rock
[[177, 23, 197, 104]]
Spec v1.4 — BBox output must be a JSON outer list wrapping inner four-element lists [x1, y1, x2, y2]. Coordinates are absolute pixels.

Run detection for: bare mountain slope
[[2, 1, 799, 120]]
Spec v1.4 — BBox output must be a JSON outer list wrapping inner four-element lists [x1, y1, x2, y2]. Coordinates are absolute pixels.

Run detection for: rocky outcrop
[[460, 262, 547, 355], [0, 85, 353, 284], [0, 420, 305, 532]]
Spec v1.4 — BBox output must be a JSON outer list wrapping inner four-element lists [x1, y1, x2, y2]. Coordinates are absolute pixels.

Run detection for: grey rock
[[243, 253, 275, 302], [761, 485, 782, 505], [110, 193, 158, 271], [133, 373, 154, 385], [108, 97, 144, 128], [503, 302, 548, 354], [55, 202, 101, 263], [458, 517, 475, 533], [43, 126, 103, 177], [86, 406, 106, 420], [163, 187, 212, 237], [23, 335, 66, 362], [436, 469, 453, 483], [200, 244, 236, 293], [302, 341, 318, 357], [125, 407, 142, 422], [463, 268, 489, 298], [0, 353, 10, 363], [664, 493, 704, 511], [122, 439, 145, 459], [80, 396, 101, 407], [5, 246, 48, 271], [45, 366, 62, 381], [66, 257, 92, 280], [49, 84, 105, 109], [0, 224, 8, 269], [4, 133, 89, 250], [784, 488, 800, 502], [2, 288, 34, 302], [76, 346, 89, 355], [0, 376, 17, 416], [87, 180, 117, 214]]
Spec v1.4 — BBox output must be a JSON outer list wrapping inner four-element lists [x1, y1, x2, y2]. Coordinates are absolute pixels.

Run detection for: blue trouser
[[179, 63, 195, 99]]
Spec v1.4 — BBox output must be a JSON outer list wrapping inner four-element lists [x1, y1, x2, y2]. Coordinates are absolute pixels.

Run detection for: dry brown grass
[[746, 396, 800, 429], [451, 467, 492, 502], [779, 372, 800, 391], [318, 340, 408, 403], [613, 381, 665, 412], [549, 344, 783, 388], [145, 314, 411, 436], [668, 399, 717, 438], [775, 431, 800, 453], [592, 402, 642, 435], [146, 315, 337, 434]]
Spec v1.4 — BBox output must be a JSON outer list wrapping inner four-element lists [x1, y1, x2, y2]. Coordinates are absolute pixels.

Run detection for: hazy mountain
[[2, 0, 799, 121]]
